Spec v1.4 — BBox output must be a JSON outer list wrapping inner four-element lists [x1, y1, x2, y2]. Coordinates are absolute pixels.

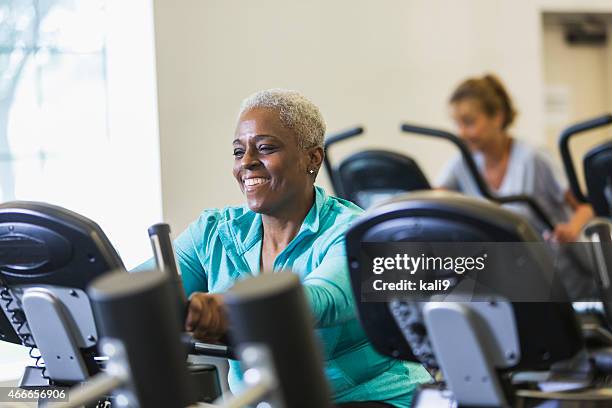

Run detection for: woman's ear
[[307, 147, 325, 181], [307, 146, 324, 178]]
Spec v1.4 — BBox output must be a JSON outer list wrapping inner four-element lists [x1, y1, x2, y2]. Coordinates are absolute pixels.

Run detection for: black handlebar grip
[[89, 270, 196, 408], [148, 223, 187, 306], [225, 272, 332, 408]]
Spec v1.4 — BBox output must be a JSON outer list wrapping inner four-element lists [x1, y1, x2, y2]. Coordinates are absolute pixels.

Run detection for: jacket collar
[[217, 186, 329, 257]]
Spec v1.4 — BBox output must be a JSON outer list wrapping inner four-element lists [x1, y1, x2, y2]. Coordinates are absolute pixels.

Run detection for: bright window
[[0, 0, 161, 380]]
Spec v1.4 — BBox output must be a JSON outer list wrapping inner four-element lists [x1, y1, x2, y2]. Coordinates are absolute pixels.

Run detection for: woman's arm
[[552, 190, 595, 243], [186, 242, 356, 340], [176, 238, 230, 342], [302, 237, 357, 328], [531, 151, 594, 243]]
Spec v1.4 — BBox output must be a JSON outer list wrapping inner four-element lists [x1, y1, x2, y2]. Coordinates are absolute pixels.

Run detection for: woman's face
[[232, 108, 316, 215], [451, 98, 503, 151]]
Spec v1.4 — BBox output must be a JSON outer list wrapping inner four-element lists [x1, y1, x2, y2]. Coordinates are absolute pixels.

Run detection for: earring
[[308, 169, 315, 174]]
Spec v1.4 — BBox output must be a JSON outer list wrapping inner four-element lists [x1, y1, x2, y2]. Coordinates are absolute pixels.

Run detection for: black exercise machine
[[0, 201, 331, 407], [0, 201, 125, 388], [323, 126, 430, 208], [559, 114, 612, 326], [0, 202, 223, 404], [345, 190, 612, 407], [47, 271, 330, 408]]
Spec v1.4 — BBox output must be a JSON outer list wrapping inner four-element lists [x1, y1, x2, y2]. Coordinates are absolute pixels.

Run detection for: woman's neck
[[261, 188, 315, 251], [482, 133, 512, 167], [479, 135, 513, 191]]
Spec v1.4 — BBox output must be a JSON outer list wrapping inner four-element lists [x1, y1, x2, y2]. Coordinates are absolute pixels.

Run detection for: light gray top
[[436, 139, 571, 232]]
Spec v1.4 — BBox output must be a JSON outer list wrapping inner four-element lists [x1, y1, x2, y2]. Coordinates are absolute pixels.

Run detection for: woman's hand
[[185, 292, 228, 343], [545, 192, 595, 243], [550, 222, 581, 243]]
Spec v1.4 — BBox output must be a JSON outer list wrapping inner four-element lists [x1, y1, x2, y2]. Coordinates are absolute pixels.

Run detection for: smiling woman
[[149, 89, 432, 407], [232, 105, 322, 216]]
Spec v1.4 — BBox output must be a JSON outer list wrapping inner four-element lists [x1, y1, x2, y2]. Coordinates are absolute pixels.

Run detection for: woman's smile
[[243, 176, 271, 192]]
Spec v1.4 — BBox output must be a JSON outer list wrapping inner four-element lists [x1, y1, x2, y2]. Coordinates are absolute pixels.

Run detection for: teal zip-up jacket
[[165, 186, 430, 407]]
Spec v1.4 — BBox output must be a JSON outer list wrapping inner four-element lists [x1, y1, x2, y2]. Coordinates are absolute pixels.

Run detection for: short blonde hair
[[239, 89, 326, 149]]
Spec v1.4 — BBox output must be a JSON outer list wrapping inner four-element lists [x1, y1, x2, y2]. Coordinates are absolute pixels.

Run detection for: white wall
[[153, 0, 612, 233], [543, 13, 612, 188]]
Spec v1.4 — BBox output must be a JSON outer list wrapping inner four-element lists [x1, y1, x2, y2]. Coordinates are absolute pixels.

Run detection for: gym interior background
[[1, 0, 611, 389]]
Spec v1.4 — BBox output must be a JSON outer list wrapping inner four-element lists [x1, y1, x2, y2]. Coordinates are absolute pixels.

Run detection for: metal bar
[[210, 380, 273, 408], [323, 126, 364, 196], [42, 373, 123, 408], [401, 123, 555, 229], [559, 114, 612, 203]]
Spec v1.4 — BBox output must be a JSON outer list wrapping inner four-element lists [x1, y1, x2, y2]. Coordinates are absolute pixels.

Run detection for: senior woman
[[168, 89, 430, 407]]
